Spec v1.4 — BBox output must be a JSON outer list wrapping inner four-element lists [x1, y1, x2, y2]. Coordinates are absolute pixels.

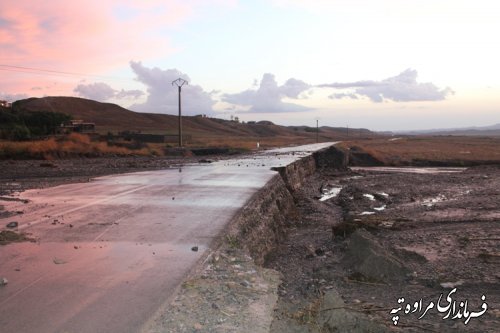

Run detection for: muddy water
[[351, 166, 467, 174]]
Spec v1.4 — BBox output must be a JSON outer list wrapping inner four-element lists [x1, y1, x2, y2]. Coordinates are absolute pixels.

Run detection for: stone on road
[[0, 143, 333, 333]]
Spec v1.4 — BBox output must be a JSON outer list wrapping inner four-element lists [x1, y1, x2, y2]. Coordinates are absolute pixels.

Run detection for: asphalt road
[[0, 143, 333, 333]]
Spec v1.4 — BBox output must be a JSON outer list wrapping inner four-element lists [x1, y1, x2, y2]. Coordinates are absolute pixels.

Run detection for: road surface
[[0, 143, 333, 333]]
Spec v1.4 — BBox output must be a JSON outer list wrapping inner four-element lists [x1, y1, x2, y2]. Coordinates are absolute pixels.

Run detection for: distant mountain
[[397, 123, 500, 136], [11, 96, 377, 141]]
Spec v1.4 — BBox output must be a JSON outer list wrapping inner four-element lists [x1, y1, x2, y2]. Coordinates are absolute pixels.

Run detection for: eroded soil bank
[[267, 165, 500, 332]]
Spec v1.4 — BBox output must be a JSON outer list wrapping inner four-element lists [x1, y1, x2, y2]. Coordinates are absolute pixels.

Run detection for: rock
[[6, 221, 18, 228], [342, 229, 409, 283], [240, 280, 251, 287], [440, 280, 464, 288], [0, 277, 8, 286], [39, 162, 56, 168], [191, 246, 199, 252], [319, 289, 387, 333], [315, 248, 326, 256], [53, 258, 67, 264]]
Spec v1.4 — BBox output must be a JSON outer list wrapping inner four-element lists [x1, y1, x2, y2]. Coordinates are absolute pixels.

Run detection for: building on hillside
[[0, 100, 12, 108], [58, 120, 96, 134]]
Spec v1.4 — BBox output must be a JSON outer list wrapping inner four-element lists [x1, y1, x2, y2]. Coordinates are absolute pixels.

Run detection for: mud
[[267, 165, 500, 332], [1, 147, 499, 332]]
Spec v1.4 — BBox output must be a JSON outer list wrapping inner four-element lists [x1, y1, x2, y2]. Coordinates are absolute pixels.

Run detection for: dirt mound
[[347, 146, 385, 166], [342, 229, 410, 283]]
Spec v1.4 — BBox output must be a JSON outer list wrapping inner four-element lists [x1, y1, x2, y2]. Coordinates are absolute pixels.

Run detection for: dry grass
[[339, 136, 500, 165], [0, 133, 163, 159], [187, 135, 320, 150]]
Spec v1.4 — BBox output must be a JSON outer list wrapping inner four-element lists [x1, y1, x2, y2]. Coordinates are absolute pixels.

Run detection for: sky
[[1, 0, 499, 131]]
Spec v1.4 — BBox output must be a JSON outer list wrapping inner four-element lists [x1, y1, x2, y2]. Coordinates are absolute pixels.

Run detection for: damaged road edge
[[143, 144, 348, 333]]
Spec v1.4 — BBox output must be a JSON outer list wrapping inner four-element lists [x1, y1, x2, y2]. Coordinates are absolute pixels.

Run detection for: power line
[[0, 64, 131, 82]]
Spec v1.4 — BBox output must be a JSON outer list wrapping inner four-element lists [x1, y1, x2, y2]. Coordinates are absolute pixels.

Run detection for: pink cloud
[[0, 0, 197, 97]]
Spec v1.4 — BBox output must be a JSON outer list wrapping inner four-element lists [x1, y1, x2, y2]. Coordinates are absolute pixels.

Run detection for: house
[[0, 100, 12, 108], [58, 120, 96, 134]]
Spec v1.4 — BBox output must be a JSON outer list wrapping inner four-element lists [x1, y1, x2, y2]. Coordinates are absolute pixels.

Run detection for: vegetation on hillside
[[0, 104, 71, 140], [0, 133, 164, 159]]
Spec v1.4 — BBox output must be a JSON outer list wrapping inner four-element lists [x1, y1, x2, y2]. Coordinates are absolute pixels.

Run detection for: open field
[[339, 136, 500, 166]]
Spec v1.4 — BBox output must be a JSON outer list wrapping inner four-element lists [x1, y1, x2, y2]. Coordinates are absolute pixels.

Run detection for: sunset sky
[[1, 0, 499, 131]]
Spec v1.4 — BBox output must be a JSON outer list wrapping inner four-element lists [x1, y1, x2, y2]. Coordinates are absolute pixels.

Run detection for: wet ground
[[2, 149, 499, 332], [0, 156, 198, 198], [0, 143, 333, 333], [268, 165, 500, 332]]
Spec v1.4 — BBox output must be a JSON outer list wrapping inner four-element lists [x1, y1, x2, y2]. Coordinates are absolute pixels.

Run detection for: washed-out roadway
[[0, 143, 333, 333]]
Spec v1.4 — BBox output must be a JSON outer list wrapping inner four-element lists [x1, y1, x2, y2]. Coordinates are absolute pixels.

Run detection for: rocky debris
[[0, 156, 206, 197], [318, 289, 388, 333], [6, 221, 18, 228], [146, 247, 280, 333], [0, 230, 33, 245], [342, 229, 409, 283], [39, 162, 56, 168], [191, 246, 199, 252], [53, 258, 67, 265], [268, 166, 500, 332], [0, 277, 8, 286]]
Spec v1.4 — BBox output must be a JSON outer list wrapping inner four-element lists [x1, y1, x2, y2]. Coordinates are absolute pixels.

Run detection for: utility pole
[[172, 78, 188, 147], [316, 119, 319, 143]]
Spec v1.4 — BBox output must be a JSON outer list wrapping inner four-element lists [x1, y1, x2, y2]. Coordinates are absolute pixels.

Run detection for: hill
[[10, 96, 377, 147], [397, 123, 500, 136]]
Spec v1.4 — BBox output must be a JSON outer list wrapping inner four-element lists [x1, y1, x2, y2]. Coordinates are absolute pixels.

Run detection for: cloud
[[74, 82, 116, 101], [129, 61, 216, 115], [115, 89, 144, 99], [329, 92, 358, 100], [222, 73, 311, 113], [0, 1, 233, 96], [0, 92, 29, 102], [73, 82, 144, 102], [320, 69, 453, 103]]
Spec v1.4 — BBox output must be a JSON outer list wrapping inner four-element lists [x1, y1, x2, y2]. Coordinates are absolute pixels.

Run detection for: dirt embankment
[[145, 145, 350, 332]]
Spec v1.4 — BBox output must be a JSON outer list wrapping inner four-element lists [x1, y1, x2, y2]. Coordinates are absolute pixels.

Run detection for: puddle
[[319, 187, 342, 202], [374, 205, 386, 211], [352, 167, 467, 174], [363, 194, 375, 201], [398, 245, 439, 262], [422, 194, 447, 207], [359, 211, 375, 215], [378, 192, 389, 197]]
